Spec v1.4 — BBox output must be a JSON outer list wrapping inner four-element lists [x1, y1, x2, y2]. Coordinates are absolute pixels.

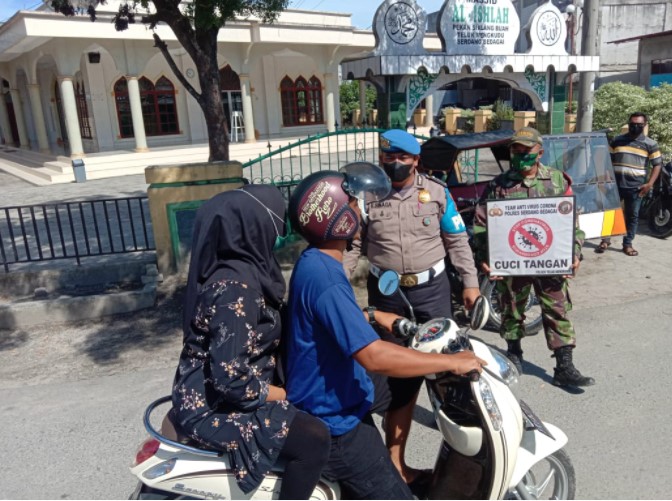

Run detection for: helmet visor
[[339, 162, 392, 202]]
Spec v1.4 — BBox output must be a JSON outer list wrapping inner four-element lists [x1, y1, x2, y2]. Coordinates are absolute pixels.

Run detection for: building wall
[[598, 0, 672, 84], [638, 34, 672, 88]]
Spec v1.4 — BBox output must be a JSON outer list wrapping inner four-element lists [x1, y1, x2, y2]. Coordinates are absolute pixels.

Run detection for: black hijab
[[183, 184, 287, 334]]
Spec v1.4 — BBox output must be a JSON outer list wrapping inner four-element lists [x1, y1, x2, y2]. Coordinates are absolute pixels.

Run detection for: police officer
[[471, 127, 595, 388], [343, 129, 480, 489]]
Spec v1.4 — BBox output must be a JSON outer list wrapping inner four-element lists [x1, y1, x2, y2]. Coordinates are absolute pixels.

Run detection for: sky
[[0, 0, 447, 28]]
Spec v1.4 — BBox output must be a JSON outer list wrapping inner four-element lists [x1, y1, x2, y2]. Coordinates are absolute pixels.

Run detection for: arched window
[[280, 75, 323, 126], [75, 80, 92, 139], [153, 76, 179, 135], [219, 65, 242, 131], [113, 77, 133, 138], [114, 76, 179, 138]]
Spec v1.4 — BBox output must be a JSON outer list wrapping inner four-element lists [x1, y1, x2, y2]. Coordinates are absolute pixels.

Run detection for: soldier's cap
[[510, 127, 543, 148], [380, 129, 421, 155]]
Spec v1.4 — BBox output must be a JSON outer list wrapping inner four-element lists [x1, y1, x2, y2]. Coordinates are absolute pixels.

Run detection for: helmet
[[290, 162, 391, 244]]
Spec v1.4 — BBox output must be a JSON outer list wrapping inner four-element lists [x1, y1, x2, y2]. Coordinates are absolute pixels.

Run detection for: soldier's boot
[[552, 346, 595, 387], [505, 340, 524, 374]]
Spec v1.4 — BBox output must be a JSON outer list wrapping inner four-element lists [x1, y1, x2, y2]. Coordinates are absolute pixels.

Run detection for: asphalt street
[[2, 170, 672, 499], [1, 288, 671, 499]]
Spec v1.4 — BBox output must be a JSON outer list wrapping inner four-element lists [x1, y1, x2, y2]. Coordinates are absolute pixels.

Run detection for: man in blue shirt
[[286, 164, 486, 499]]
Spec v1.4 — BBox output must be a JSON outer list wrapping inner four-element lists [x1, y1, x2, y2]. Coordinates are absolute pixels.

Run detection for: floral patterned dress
[[172, 279, 297, 494]]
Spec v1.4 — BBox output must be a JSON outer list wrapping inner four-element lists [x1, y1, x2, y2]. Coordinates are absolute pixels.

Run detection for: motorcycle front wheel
[[512, 449, 576, 500], [647, 196, 672, 238], [481, 278, 543, 336]]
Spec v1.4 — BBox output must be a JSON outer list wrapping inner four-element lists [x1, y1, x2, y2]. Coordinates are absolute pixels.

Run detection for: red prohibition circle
[[508, 218, 553, 258]]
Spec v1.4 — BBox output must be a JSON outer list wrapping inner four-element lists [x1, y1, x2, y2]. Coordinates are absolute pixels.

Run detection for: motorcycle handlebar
[[392, 318, 418, 339]]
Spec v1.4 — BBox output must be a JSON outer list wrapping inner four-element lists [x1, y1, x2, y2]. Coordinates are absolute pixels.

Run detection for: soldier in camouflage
[[472, 127, 595, 388]]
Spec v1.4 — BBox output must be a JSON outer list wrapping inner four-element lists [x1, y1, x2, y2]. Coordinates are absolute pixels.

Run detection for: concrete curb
[[0, 283, 157, 329], [0, 257, 161, 329]]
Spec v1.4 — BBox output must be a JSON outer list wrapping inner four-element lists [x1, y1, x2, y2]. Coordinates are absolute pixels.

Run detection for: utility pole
[[577, 0, 599, 132]]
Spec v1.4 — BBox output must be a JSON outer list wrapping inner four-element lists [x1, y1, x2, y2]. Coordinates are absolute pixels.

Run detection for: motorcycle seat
[[160, 410, 220, 453]]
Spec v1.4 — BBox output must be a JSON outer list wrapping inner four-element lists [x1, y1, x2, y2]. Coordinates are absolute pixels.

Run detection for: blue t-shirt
[[286, 247, 379, 436]]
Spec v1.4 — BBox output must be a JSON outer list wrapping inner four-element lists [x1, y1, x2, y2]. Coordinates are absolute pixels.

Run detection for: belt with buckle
[[369, 260, 446, 287]]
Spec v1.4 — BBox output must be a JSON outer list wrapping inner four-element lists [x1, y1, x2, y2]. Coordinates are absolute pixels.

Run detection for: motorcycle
[[129, 272, 575, 500], [647, 161, 672, 238], [449, 195, 543, 336], [381, 270, 575, 500]]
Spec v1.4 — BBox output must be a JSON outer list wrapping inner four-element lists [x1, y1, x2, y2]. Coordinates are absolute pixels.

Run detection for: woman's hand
[[267, 385, 287, 402]]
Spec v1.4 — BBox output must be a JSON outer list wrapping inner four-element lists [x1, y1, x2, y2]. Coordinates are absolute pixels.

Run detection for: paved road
[[1, 289, 671, 499]]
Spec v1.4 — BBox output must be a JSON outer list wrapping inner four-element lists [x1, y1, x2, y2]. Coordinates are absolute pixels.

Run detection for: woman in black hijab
[[172, 185, 330, 498]]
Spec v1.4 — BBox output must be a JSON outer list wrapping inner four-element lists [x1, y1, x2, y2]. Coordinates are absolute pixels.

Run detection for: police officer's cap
[[380, 129, 421, 155]]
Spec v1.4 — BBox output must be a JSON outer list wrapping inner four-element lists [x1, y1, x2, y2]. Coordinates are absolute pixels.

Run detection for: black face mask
[[629, 123, 645, 136], [382, 161, 413, 183]]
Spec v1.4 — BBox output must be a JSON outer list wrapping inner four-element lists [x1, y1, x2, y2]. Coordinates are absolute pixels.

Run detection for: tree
[[593, 81, 672, 157], [49, 0, 289, 162], [339, 80, 376, 126]]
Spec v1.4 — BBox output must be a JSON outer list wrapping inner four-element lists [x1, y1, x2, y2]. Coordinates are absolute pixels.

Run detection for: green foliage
[[640, 84, 672, 159], [594, 81, 672, 156], [49, 0, 288, 31], [458, 109, 474, 133], [593, 82, 647, 137], [486, 99, 514, 131], [339, 81, 377, 123]]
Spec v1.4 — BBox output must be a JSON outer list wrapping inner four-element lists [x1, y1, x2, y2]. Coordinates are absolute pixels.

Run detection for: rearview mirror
[[470, 295, 490, 331], [378, 270, 400, 296]]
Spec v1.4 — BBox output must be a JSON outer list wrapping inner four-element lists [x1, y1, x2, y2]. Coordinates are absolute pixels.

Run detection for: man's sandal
[[595, 241, 611, 254], [623, 247, 639, 257]]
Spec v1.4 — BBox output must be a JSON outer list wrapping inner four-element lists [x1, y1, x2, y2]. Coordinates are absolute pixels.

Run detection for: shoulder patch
[[440, 187, 466, 234]]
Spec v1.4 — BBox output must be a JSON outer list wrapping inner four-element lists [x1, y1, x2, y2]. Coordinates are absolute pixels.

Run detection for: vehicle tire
[[513, 448, 576, 500], [481, 278, 543, 336], [647, 196, 672, 238], [129, 482, 186, 500]]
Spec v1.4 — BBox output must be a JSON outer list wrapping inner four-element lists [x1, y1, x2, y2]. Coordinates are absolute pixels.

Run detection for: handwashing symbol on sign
[[508, 218, 553, 258]]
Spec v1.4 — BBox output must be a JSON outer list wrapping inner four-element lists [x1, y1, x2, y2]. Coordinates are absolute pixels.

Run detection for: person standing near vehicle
[[596, 112, 662, 256], [471, 127, 594, 388], [172, 185, 330, 499], [286, 164, 486, 499], [342, 129, 480, 489]]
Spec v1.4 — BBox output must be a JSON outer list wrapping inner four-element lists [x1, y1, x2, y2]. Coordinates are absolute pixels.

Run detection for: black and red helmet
[[289, 162, 390, 244]]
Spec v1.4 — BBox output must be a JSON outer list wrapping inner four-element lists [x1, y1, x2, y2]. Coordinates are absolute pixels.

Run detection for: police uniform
[[343, 131, 478, 410], [342, 130, 479, 406]]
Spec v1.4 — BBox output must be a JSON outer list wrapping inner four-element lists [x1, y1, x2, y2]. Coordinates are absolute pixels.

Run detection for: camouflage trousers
[[495, 276, 576, 351]]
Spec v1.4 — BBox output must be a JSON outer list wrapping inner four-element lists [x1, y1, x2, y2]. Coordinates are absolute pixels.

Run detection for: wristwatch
[[364, 306, 377, 324]]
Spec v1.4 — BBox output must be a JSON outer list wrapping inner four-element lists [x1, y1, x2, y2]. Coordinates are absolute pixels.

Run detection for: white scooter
[[129, 271, 575, 499]]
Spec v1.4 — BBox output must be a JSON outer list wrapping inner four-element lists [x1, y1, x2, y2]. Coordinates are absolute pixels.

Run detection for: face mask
[[510, 152, 539, 172], [628, 123, 645, 136], [236, 189, 287, 250], [382, 161, 413, 183]]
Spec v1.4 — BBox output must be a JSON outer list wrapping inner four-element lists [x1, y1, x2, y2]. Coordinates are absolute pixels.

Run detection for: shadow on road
[[77, 276, 185, 365]]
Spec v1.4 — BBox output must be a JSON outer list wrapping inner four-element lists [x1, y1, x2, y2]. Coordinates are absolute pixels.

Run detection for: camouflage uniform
[[472, 164, 585, 351]]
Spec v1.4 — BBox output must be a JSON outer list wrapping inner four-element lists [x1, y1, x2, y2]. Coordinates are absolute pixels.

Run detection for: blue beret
[[380, 129, 421, 155]]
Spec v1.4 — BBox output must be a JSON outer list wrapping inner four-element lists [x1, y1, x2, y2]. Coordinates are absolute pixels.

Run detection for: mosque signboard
[[438, 0, 520, 55]]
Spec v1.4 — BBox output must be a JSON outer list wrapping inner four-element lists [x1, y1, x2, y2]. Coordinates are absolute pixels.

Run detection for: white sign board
[[487, 196, 576, 276], [438, 0, 520, 55]]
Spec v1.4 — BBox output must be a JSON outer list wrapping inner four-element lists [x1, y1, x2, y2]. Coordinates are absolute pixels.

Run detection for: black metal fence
[[0, 197, 155, 273]]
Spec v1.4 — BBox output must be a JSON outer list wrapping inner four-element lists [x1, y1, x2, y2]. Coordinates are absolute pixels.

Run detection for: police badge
[[418, 189, 431, 203]]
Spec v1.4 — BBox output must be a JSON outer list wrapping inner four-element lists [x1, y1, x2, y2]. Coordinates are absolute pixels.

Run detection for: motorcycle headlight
[[491, 350, 520, 396], [478, 378, 502, 432]]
